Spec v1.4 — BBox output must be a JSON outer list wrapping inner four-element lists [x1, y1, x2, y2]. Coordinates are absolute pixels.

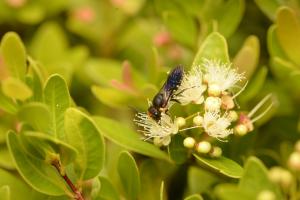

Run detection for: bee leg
[[171, 98, 181, 104]]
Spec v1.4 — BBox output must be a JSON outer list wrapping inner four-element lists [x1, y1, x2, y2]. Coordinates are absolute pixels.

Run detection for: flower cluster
[[135, 59, 273, 157]]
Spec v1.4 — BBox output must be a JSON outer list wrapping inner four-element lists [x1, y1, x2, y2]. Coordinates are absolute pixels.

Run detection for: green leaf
[[91, 86, 130, 109], [216, 0, 245, 37], [0, 32, 26, 81], [18, 102, 51, 132], [93, 116, 170, 161], [187, 166, 218, 194], [84, 59, 122, 86], [233, 35, 260, 80], [193, 154, 243, 178], [117, 151, 140, 200], [270, 57, 300, 98], [267, 25, 287, 59], [64, 108, 105, 180], [184, 194, 203, 200], [0, 89, 17, 114], [30, 22, 68, 65], [2, 77, 32, 101], [192, 32, 229, 66], [239, 157, 282, 199], [0, 185, 10, 200], [96, 176, 120, 200], [0, 146, 15, 169], [276, 7, 300, 66], [21, 131, 77, 166], [168, 134, 187, 164], [163, 10, 197, 48], [16, 4, 44, 25], [254, 0, 280, 20], [44, 74, 70, 139], [139, 160, 167, 200], [239, 67, 268, 103], [214, 184, 252, 200], [6, 131, 69, 196], [0, 168, 33, 200]]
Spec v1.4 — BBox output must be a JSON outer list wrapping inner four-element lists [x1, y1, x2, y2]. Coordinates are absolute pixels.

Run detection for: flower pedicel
[[135, 59, 274, 157]]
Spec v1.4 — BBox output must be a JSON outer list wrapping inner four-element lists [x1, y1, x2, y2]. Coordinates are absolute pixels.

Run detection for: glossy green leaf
[[0, 89, 17, 114], [0, 185, 10, 200], [163, 10, 197, 48], [254, 0, 280, 20], [216, 0, 245, 37], [117, 151, 140, 200], [95, 176, 120, 200], [18, 102, 51, 132], [233, 35, 260, 80], [192, 32, 229, 66], [239, 67, 268, 103], [2, 77, 32, 101], [0, 146, 15, 169], [21, 131, 77, 166], [93, 116, 170, 161], [276, 7, 300, 65], [168, 134, 187, 164], [7, 131, 69, 196], [188, 166, 218, 194], [0, 168, 33, 200], [214, 184, 252, 200], [44, 74, 70, 139], [184, 194, 203, 200], [0, 32, 26, 81], [193, 154, 243, 178], [64, 108, 105, 180], [267, 25, 287, 59], [239, 157, 282, 199]]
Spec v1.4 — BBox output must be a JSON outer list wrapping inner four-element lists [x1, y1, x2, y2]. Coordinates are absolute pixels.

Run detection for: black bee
[[148, 65, 184, 121]]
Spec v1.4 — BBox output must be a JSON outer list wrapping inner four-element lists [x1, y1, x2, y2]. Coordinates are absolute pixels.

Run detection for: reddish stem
[[51, 160, 85, 200]]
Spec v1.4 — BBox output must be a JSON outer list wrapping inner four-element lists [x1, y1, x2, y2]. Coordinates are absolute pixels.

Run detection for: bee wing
[[162, 65, 184, 95]]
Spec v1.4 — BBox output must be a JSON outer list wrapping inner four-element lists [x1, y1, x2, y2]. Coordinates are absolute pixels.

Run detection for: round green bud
[[193, 115, 203, 126], [288, 152, 300, 171], [210, 146, 222, 157], [295, 140, 300, 153], [269, 167, 283, 184], [234, 124, 248, 136], [183, 137, 196, 149], [228, 110, 238, 122], [175, 117, 186, 128], [196, 141, 212, 154], [257, 190, 276, 200]]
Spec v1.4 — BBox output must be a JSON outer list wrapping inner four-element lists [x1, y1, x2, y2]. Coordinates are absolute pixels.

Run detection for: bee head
[[147, 106, 161, 121]]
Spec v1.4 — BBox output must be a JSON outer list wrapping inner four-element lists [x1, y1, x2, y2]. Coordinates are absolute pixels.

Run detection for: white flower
[[134, 112, 178, 146], [202, 59, 244, 92], [204, 96, 222, 112], [202, 111, 233, 139], [175, 66, 206, 105]]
